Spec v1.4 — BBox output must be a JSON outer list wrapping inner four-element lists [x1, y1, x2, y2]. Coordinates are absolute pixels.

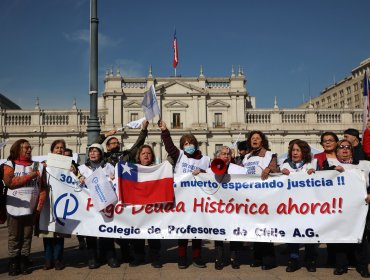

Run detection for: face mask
[[184, 145, 196, 155], [110, 147, 120, 153]]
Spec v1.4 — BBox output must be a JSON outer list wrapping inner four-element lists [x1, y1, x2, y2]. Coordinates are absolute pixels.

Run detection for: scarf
[[246, 147, 262, 160], [14, 155, 32, 166], [287, 159, 305, 170], [85, 159, 107, 171]]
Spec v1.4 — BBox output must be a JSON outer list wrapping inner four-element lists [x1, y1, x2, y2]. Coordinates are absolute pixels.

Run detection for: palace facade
[[0, 65, 363, 161]]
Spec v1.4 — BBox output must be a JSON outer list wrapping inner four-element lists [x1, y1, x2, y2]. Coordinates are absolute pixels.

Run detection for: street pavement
[[0, 225, 367, 279]]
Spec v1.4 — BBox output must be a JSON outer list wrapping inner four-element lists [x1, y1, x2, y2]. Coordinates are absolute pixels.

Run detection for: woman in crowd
[[314, 132, 339, 170], [3, 139, 47, 276], [314, 132, 339, 266], [40, 139, 69, 270], [242, 131, 279, 270], [129, 144, 162, 268], [323, 139, 370, 278], [158, 120, 210, 269], [208, 146, 244, 270], [78, 143, 120, 269], [280, 139, 318, 273]]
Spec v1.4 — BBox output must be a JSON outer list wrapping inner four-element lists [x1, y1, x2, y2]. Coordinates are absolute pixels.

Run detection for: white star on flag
[[121, 162, 132, 175]]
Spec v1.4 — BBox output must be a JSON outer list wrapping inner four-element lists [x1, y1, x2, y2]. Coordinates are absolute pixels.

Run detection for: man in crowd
[[343, 128, 366, 161]]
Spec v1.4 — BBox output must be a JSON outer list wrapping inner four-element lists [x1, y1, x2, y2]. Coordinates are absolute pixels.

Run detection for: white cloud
[[113, 59, 145, 77], [63, 29, 121, 47]]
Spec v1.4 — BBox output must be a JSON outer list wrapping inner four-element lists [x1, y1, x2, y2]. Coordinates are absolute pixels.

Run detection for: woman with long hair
[[242, 131, 279, 270], [158, 120, 210, 269], [3, 139, 47, 276]]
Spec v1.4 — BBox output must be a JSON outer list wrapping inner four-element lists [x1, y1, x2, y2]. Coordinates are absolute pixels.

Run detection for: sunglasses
[[338, 145, 351, 150]]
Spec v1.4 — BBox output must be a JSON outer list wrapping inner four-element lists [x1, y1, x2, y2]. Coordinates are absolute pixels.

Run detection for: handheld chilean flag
[[173, 30, 179, 68], [363, 72, 370, 132], [117, 160, 174, 205]]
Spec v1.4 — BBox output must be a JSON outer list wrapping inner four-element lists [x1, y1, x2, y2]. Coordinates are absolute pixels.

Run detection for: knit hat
[[89, 143, 104, 154], [344, 128, 361, 141]]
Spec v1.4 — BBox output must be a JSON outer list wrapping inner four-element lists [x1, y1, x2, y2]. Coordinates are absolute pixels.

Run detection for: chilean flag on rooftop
[[117, 160, 174, 205], [173, 29, 178, 69]]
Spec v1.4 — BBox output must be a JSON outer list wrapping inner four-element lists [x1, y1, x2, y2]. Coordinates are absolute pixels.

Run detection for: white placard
[[47, 153, 72, 170], [85, 167, 118, 211]]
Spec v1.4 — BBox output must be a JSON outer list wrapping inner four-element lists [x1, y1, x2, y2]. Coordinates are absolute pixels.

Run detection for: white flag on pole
[[125, 117, 146, 129], [141, 85, 160, 120]]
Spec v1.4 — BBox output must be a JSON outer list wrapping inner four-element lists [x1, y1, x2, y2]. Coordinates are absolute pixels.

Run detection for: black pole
[[87, 0, 101, 146]]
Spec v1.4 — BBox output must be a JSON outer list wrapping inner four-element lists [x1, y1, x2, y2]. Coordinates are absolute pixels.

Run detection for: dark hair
[[8, 139, 29, 161], [320, 132, 339, 145], [64, 148, 73, 156], [50, 139, 66, 152], [237, 140, 249, 151], [288, 139, 312, 163], [288, 139, 300, 146], [246, 131, 269, 150], [179, 134, 198, 150], [136, 144, 156, 165]]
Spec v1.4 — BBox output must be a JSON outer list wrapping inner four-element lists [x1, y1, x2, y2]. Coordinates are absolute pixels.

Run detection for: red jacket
[[363, 129, 370, 158]]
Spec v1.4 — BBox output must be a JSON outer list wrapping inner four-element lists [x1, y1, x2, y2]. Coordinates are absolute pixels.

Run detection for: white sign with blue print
[[85, 167, 118, 211]]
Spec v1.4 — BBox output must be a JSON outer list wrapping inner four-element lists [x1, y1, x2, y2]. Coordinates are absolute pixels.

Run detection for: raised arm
[[158, 120, 180, 164], [123, 121, 149, 162]]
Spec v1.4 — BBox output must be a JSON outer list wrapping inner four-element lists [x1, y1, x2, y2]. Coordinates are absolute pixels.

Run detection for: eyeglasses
[[338, 145, 351, 150], [322, 139, 335, 143], [22, 145, 33, 150]]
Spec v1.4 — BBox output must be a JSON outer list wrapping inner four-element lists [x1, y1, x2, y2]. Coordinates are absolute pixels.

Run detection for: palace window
[[346, 86, 351, 94], [215, 144, 223, 153], [354, 83, 359, 91], [172, 113, 182, 129], [214, 113, 225, 128], [130, 113, 138, 122]]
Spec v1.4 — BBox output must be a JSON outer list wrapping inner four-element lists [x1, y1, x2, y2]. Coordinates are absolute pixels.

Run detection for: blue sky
[[1, 0, 369, 109]]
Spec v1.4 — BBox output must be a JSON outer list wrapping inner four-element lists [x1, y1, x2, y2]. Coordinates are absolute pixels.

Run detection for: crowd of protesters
[[2, 120, 370, 278]]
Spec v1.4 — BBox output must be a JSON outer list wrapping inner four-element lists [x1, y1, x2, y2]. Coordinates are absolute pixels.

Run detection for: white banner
[[40, 167, 368, 243]]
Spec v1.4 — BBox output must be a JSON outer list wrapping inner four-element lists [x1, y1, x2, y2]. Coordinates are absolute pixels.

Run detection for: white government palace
[[0, 58, 368, 161]]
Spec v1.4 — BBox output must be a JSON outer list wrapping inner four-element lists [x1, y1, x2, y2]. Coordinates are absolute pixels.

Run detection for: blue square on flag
[[118, 161, 138, 181]]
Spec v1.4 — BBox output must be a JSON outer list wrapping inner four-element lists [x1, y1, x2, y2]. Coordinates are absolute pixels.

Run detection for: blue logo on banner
[[54, 193, 79, 226]]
